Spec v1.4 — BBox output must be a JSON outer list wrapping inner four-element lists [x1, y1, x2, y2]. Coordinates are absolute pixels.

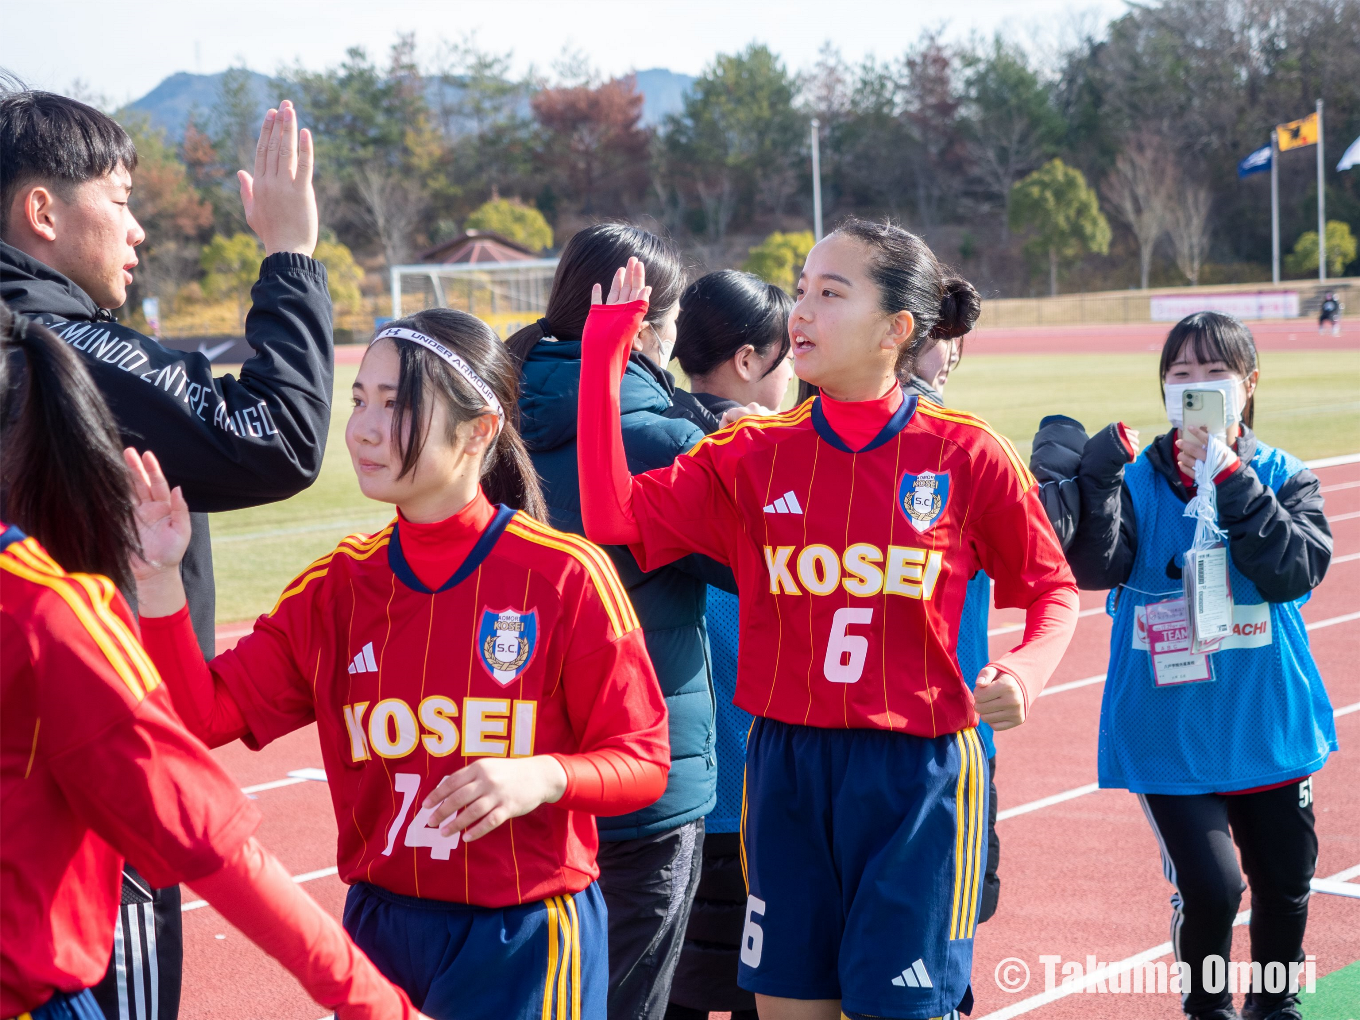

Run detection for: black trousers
[[665, 832, 756, 1017], [91, 866, 182, 1020], [1140, 779, 1317, 1016], [597, 819, 705, 1020], [979, 754, 1000, 925]]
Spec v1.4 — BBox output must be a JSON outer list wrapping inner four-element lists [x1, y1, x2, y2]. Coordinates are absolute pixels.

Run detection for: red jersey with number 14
[[180, 506, 668, 908], [629, 396, 1074, 736]]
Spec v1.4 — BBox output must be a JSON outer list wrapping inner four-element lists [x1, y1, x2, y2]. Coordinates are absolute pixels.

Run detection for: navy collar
[[810, 394, 918, 454], [387, 504, 517, 594], [0, 523, 27, 553]]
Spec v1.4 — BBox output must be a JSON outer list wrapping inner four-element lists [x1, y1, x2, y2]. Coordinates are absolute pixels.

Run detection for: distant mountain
[[124, 71, 275, 139], [124, 67, 694, 140], [632, 68, 695, 127]]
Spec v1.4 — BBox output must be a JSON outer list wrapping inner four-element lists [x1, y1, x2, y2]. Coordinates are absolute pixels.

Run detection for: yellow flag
[[1277, 112, 1319, 151]]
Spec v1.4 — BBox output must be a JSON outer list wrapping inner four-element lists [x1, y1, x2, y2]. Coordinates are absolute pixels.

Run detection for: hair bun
[[933, 276, 980, 339]]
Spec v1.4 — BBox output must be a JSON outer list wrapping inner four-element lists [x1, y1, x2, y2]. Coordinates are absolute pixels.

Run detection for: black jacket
[[1, 242, 333, 655], [1062, 422, 1332, 603], [1029, 414, 1088, 551]]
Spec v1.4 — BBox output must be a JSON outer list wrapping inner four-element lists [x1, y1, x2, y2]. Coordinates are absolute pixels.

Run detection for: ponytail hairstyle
[[505, 222, 685, 369], [379, 308, 548, 521], [0, 301, 140, 589], [833, 217, 980, 376], [673, 270, 792, 380], [1158, 311, 1259, 428]]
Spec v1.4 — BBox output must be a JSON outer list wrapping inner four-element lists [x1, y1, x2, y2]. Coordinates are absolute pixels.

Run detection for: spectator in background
[[1318, 291, 1342, 335], [0, 88, 333, 1020], [664, 270, 793, 1020], [507, 224, 733, 1020]]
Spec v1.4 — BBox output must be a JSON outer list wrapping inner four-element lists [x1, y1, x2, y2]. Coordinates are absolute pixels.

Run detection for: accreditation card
[[1145, 597, 1213, 686]]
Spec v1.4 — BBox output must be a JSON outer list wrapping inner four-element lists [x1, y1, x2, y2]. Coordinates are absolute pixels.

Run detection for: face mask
[[1163, 378, 1244, 431]]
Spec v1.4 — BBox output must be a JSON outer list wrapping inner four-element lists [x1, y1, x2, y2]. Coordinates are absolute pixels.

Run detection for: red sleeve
[[965, 437, 1080, 704], [25, 571, 260, 887], [198, 564, 328, 750], [547, 557, 670, 816], [139, 605, 250, 747], [577, 300, 743, 570], [189, 837, 420, 1019], [577, 300, 648, 546]]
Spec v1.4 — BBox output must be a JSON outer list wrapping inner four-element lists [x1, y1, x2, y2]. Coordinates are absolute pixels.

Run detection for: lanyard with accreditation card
[[1145, 597, 1214, 686]]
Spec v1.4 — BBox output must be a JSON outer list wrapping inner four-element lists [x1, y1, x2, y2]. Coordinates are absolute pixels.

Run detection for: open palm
[[123, 448, 191, 582]]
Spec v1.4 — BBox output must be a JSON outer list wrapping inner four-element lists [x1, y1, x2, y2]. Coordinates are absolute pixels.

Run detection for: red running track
[[967, 319, 1358, 355], [180, 461, 1360, 1019]]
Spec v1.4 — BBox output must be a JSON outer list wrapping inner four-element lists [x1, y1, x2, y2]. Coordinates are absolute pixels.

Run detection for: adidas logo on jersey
[[763, 490, 803, 514], [891, 959, 933, 988], [347, 641, 378, 674]]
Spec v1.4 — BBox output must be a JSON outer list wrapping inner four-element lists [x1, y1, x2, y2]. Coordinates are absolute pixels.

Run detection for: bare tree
[[1167, 183, 1211, 286], [354, 162, 424, 271], [1103, 133, 1176, 289]]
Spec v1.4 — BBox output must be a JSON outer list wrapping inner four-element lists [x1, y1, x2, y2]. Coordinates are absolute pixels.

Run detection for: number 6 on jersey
[[824, 607, 873, 683]]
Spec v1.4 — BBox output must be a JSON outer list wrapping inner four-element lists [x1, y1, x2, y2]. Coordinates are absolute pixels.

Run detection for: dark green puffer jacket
[[519, 338, 733, 840]]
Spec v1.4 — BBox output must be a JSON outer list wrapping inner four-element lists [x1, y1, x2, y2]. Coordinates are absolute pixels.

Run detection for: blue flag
[[1238, 145, 1272, 178]]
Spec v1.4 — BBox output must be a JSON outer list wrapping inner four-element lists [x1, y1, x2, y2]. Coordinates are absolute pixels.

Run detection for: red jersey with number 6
[[188, 506, 668, 908], [628, 395, 1074, 736]]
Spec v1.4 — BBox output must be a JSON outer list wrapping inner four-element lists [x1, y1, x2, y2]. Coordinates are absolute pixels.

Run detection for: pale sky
[[1, 0, 1127, 106]]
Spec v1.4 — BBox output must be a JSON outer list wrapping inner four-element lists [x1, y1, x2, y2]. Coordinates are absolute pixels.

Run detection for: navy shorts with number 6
[[737, 718, 987, 1020]]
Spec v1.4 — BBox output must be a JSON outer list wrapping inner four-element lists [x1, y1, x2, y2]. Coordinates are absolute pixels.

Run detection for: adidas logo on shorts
[[891, 959, 933, 988], [762, 490, 803, 515], [347, 641, 378, 674]]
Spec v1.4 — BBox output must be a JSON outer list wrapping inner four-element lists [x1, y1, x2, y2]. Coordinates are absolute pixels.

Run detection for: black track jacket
[[1, 241, 333, 656]]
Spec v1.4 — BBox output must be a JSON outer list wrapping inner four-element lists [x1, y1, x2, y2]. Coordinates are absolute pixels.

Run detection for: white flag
[[1340, 135, 1360, 172]]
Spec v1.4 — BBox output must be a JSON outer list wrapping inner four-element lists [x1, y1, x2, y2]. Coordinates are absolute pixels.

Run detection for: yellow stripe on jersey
[[0, 540, 159, 702], [685, 400, 814, 456], [268, 523, 395, 616], [915, 404, 1037, 489], [505, 516, 640, 638]]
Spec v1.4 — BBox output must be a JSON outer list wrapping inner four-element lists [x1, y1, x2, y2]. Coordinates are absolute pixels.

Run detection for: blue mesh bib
[[705, 585, 752, 833], [956, 572, 996, 759], [1099, 442, 1336, 794]]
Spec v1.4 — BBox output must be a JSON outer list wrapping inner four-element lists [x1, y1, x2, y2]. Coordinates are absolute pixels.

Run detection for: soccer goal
[[388, 260, 560, 339]]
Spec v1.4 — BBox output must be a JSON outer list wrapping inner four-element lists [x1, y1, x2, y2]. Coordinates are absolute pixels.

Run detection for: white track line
[[1333, 551, 1360, 564], [240, 767, 327, 796], [1040, 673, 1106, 697], [997, 700, 1360, 825], [1328, 510, 1360, 523], [974, 864, 1359, 1020], [1308, 611, 1360, 631], [989, 607, 1104, 637], [1321, 480, 1360, 493], [181, 866, 340, 913], [1305, 453, 1360, 469]]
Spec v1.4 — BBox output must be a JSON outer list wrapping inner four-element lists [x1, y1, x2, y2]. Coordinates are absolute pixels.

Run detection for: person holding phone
[[1060, 311, 1335, 1020]]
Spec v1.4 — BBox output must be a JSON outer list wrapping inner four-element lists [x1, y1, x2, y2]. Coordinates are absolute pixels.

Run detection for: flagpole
[[1317, 98, 1326, 282], [1271, 130, 1280, 285], [810, 118, 824, 241]]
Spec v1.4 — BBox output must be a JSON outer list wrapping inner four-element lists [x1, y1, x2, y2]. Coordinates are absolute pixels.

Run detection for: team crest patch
[[897, 469, 950, 533], [478, 607, 538, 685]]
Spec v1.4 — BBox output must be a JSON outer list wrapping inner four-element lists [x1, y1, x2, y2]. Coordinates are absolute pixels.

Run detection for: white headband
[[373, 327, 505, 430]]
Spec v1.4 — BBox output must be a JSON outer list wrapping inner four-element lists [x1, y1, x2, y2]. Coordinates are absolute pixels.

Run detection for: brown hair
[[0, 301, 140, 589]]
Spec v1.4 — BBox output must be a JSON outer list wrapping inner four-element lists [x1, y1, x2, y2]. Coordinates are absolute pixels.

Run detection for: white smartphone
[[1182, 389, 1227, 435]]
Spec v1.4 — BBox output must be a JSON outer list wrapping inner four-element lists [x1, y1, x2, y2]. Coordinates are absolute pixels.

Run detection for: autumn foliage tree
[[532, 77, 650, 215]]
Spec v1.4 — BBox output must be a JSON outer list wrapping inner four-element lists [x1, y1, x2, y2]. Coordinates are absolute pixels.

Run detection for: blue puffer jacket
[[519, 338, 725, 840]]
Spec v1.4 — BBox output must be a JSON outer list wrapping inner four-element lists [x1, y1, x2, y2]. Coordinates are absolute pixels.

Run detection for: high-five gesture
[[591, 256, 652, 308], [123, 447, 192, 617], [238, 99, 318, 257]]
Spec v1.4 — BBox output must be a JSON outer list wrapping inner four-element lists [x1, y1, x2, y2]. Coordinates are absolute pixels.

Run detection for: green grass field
[[210, 349, 1360, 624]]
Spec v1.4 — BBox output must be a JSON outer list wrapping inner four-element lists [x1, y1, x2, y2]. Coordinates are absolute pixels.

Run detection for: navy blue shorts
[[23, 989, 103, 1020], [737, 719, 988, 1020], [343, 881, 607, 1020]]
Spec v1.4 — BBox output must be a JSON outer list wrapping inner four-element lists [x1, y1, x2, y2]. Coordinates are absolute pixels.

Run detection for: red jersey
[[0, 527, 258, 1015], [628, 396, 1075, 736], [170, 506, 668, 908]]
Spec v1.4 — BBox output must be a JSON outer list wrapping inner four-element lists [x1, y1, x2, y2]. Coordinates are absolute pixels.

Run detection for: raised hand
[[590, 256, 652, 308], [238, 99, 318, 257], [124, 448, 191, 616]]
